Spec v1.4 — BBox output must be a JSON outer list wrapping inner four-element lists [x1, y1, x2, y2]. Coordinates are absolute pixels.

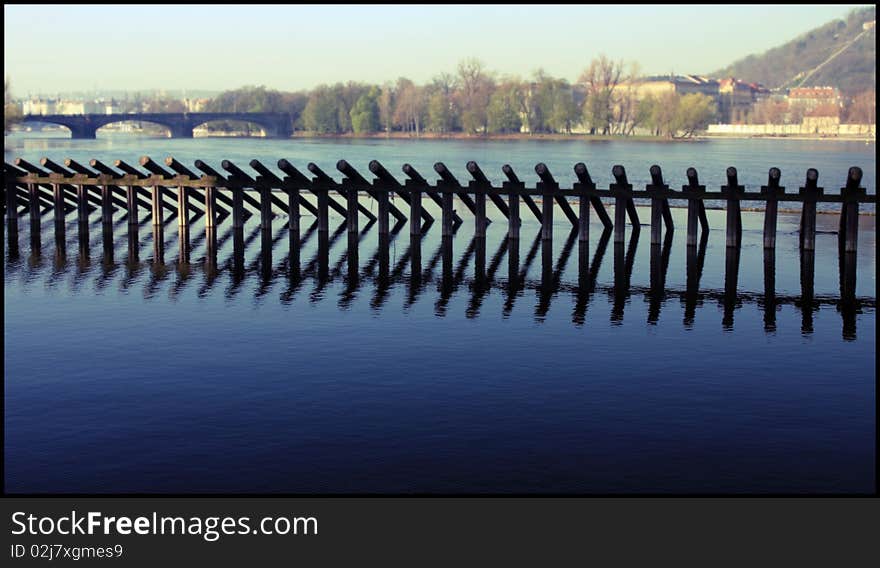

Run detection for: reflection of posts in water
[[537, 229, 576, 320], [722, 244, 741, 330], [474, 236, 487, 282], [573, 228, 611, 325], [152, 223, 164, 264], [317, 228, 330, 285], [179, 223, 191, 265], [799, 247, 815, 335], [7, 216, 20, 259], [838, 248, 858, 341], [348, 230, 361, 286], [54, 212, 67, 255], [406, 233, 423, 305], [611, 228, 638, 324], [683, 231, 708, 328], [53, 221, 67, 269], [127, 224, 139, 264], [762, 248, 777, 332], [53, 183, 67, 233], [288, 227, 301, 281], [647, 230, 673, 324], [504, 230, 540, 317], [467, 236, 508, 318], [260, 226, 273, 282], [204, 226, 218, 277], [232, 226, 245, 271], [102, 221, 114, 267]]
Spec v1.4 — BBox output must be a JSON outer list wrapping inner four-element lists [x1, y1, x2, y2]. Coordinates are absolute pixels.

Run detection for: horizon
[[4, 4, 873, 97]]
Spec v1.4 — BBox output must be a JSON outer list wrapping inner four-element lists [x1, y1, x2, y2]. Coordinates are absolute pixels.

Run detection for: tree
[[487, 81, 522, 133], [393, 78, 425, 136], [456, 58, 495, 133], [651, 91, 680, 138], [350, 87, 380, 134], [749, 98, 789, 124], [547, 83, 578, 134], [302, 85, 340, 133], [578, 54, 623, 135], [676, 93, 715, 137], [427, 90, 454, 133], [378, 84, 394, 134], [844, 90, 875, 124]]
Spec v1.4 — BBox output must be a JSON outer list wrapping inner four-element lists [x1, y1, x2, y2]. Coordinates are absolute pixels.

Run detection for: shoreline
[[7, 128, 875, 143]]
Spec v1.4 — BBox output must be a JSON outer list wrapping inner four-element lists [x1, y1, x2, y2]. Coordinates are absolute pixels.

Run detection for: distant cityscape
[[9, 72, 874, 138]]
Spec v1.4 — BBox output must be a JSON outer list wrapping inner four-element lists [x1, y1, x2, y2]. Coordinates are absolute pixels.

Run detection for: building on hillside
[[718, 78, 769, 123], [787, 87, 842, 113]]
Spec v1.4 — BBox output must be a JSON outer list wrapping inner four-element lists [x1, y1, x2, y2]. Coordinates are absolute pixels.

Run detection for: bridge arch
[[17, 118, 73, 136], [94, 120, 174, 137]]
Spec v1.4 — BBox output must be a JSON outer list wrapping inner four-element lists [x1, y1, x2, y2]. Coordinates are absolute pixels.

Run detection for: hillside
[[712, 7, 875, 94]]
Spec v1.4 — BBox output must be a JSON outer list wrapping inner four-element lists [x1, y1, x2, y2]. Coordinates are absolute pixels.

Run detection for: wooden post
[[841, 167, 864, 254], [127, 185, 138, 226], [722, 167, 743, 248], [343, 181, 359, 234], [684, 167, 705, 247], [410, 185, 423, 236], [4, 180, 15, 220], [610, 165, 633, 244], [177, 185, 190, 227], [53, 183, 66, 226], [259, 186, 273, 231], [314, 186, 328, 233], [151, 185, 164, 225], [798, 168, 821, 252], [377, 189, 390, 235], [77, 184, 90, 225], [647, 165, 669, 245], [204, 186, 216, 228], [502, 165, 524, 240], [441, 183, 454, 237], [473, 184, 486, 238], [536, 163, 557, 241], [573, 164, 597, 244], [761, 168, 783, 249], [231, 188, 244, 229], [540, 185, 553, 241], [287, 185, 300, 233], [101, 184, 113, 224], [506, 181, 521, 240]]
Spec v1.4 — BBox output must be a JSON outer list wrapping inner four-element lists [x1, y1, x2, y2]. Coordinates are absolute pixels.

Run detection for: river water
[[3, 133, 876, 493]]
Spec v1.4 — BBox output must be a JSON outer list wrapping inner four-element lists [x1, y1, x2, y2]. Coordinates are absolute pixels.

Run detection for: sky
[[3, 4, 871, 96]]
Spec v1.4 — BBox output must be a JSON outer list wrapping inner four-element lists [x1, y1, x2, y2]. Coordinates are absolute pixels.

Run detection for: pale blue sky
[[4, 4, 871, 96]]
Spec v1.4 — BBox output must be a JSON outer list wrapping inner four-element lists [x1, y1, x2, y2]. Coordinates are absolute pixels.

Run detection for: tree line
[[201, 56, 716, 138]]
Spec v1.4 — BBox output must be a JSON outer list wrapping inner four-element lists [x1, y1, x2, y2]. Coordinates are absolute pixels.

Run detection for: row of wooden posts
[[4, 157, 874, 257], [6, 201, 868, 339]]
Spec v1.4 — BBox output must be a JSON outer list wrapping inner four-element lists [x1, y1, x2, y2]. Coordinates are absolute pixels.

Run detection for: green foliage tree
[[676, 93, 715, 137], [302, 85, 340, 133], [350, 87, 380, 134], [427, 90, 454, 133], [486, 82, 522, 133]]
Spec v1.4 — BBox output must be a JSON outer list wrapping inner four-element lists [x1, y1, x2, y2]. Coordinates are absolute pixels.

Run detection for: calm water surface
[[4, 133, 876, 493]]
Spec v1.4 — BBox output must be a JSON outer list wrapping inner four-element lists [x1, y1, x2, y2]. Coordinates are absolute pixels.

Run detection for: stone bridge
[[20, 112, 294, 139]]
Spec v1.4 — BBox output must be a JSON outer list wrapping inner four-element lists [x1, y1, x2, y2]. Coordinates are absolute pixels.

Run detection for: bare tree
[[578, 54, 623, 135]]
